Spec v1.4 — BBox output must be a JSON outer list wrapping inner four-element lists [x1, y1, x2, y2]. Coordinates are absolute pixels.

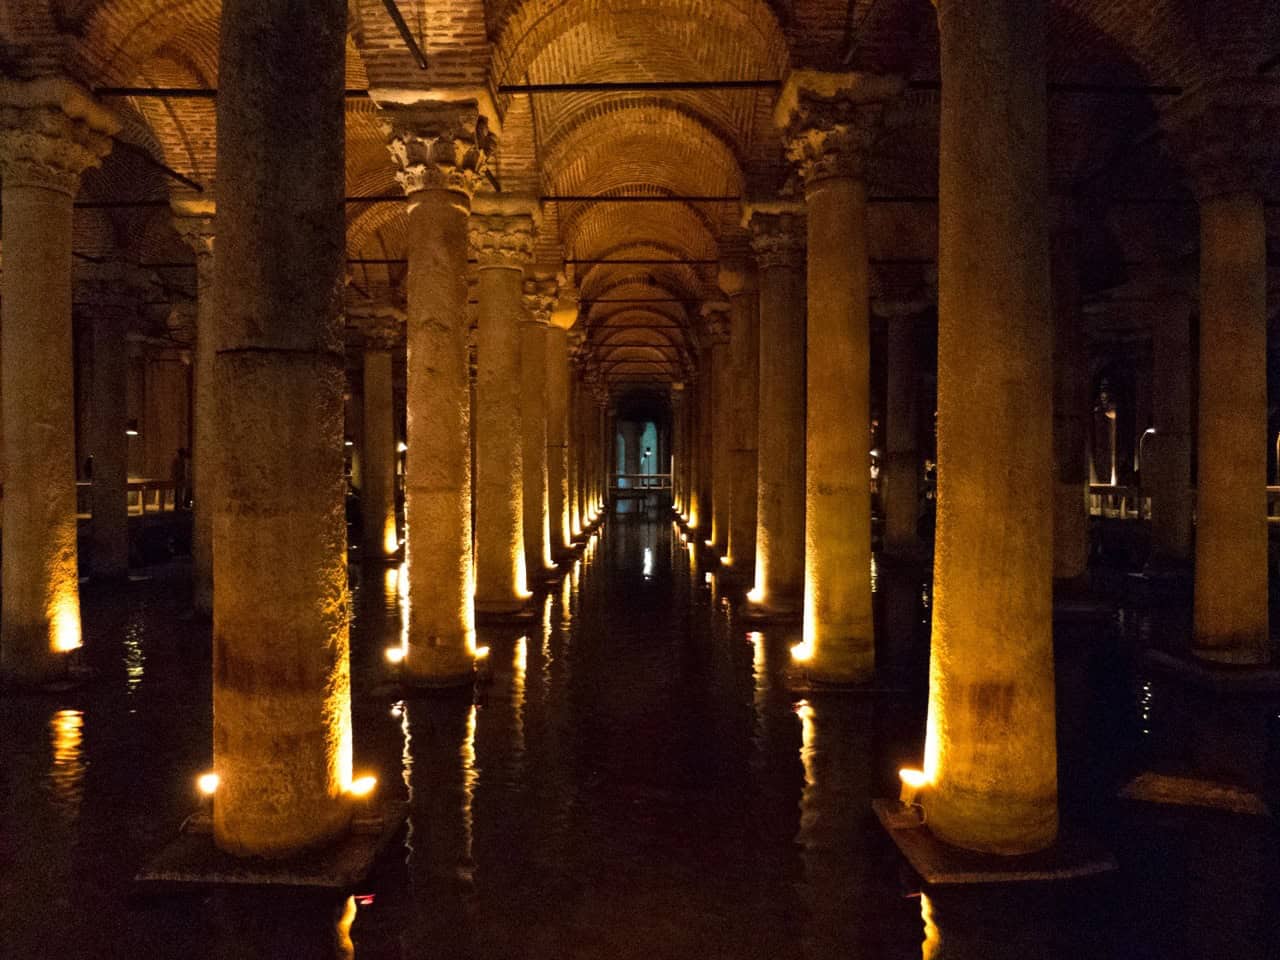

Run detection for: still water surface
[[1, 518, 1277, 958]]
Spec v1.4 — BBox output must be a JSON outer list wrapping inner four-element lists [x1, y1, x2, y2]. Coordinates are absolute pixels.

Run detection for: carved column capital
[[744, 205, 806, 271], [470, 213, 536, 269], [381, 101, 495, 199], [522, 275, 558, 325], [350, 306, 404, 350], [0, 77, 119, 194], [775, 71, 902, 187], [1161, 78, 1280, 200], [700, 301, 732, 343], [171, 199, 216, 281]]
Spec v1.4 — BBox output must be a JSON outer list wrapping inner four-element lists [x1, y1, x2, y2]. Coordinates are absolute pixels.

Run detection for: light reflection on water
[[48, 709, 85, 819]]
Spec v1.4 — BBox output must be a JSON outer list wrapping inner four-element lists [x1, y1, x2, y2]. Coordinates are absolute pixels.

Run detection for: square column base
[[873, 799, 1116, 885], [135, 803, 405, 892]]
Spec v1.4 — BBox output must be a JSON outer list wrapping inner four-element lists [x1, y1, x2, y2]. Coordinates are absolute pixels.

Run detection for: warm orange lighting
[[790, 639, 814, 662], [921, 893, 940, 960], [383, 517, 400, 555], [52, 595, 82, 653], [385, 646, 406, 664], [349, 775, 377, 797], [337, 895, 357, 960], [474, 645, 490, 660], [899, 767, 928, 804], [197, 772, 220, 795]]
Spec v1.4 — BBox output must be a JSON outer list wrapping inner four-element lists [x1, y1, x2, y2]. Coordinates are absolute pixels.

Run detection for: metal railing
[[1088, 483, 1280, 523], [70, 479, 183, 518], [610, 473, 672, 494]]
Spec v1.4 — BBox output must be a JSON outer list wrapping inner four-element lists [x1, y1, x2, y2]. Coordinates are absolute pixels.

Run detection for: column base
[[1146, 648, 1280, 691], [872, 799, 1116, 885], [738, 598, 802, 624], [475, 600, 537, 624], [1191, 642, 1271, 667], [785, 666, 906, 696], [136, 801, 405, 893]]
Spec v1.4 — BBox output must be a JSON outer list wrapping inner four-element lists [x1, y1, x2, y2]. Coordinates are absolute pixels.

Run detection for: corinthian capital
[[775, 70, 902, 186], [0, 77, 120, 194], [743, 203, 805, 270], [381, 101, 495, 198], [522, 274, 558, 325], [700, 302, 731, 343], [470, 213, 536, 269]]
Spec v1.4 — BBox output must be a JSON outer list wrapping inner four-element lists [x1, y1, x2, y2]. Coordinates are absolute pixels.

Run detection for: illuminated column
[[0, 78, 117, 685], [745, 208, 806, 618], [686, 374, 703, 529], [521, 276, 557, 581], [671, 384, 686, 516], [722, 262, 759, 577], [547, 294, 577, 556], [78, 262, 141, 580], [1167, 82, 1276, 665], [922, 0, 1057, 854], [780, 74, 899, 680], [472, 208, 535, 615], [211, 0, 353, 855], [1050, 201, 1090, 586], [1145, 288, 1194, 565], [881, 302, 924, 559], [172, 203, 217, 614], [382, 104, 490, 683], [698, 344, 716, 537], [359, 315, 399, 560], [567, 349, 584, 537], [703, 304, 732, 554]]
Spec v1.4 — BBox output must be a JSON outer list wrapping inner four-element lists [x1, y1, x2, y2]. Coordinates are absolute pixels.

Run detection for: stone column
[[1165, 80, 1277, 664], [698, 345, 716, 538], [721, 263, 759, 578], [881, 303, 924, 559], [780, 72, 899, 681], [1050, 201, 1091, 587], [686, 375, 703, 529], [77, 262, 141, 580], [922, 0, 1057, 855], [1145, 287, 1194, 565], [547, 293, 577, 557], [211, 0, 353, 856], [472, 208, 536, 615], [382, 103, 491, 682], [703, 304, 733, 555], [567, 349, 584, 538], [358, 313, 400, 561], [670, 384, 686, 516], [745, 208, 807, 619], [521, 275, 557, 581], [172, 203, 217, 614], [0, 78, 117, 685]]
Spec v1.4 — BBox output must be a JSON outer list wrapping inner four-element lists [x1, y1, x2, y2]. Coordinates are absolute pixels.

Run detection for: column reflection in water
[[48, 708, 85, 819], [919, 891, 1056, 960], [400, 694, 480, 957], [210, 891, 359, 959]]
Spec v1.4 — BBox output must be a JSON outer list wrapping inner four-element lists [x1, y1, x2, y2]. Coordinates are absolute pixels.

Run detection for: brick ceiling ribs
[[5, 0, 1279, 391]]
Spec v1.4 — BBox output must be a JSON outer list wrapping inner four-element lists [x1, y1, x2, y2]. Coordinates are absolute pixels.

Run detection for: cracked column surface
[[0, 77, 117, 685], [383, 101, 492, 683], [745, 209, 806, 618], [473, 208, 536, 615], [781, 70, 900, 683], [923, 0, 1058, 855], [211, 0, 353, 856]]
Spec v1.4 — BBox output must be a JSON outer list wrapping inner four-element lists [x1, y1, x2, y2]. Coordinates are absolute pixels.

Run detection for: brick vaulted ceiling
[[3, 0, 1279, 387]]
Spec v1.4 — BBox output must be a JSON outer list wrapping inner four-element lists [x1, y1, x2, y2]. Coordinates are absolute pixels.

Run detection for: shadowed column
[[211, 0, 353, 855], [473, 208, 536, 615], [382, 102, 491, 683], [780, 70, 900, 683], [0, 78, 117, 685], [172, 203, 217, 614], [358, 314, 400, 561], [547, 291, 577, 557], [923, 0, 1058, 854], [704, 303, 733, 556], [722, 262, 759, 578], [1165, 80, 1276, 665], [745, 208, 806, 620]]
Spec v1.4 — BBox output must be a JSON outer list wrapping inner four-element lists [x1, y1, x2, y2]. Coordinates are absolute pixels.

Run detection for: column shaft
[[727, 285, 760, 575], [802, 175, 874, 681], [362, 347, 397, 559], [710, 337, 733, 553], [520, 312, 552, 579], [1148, 300, 1193, 563], [924, 0, 1057, 854], [884, 316, 920, 557], [211, 0, 352, 856], [1051, 214, 1090, 583], [474, 218, 532, 613], [1193, 193, 1268, 663], [0, 182, 83, 681], [748, 221, 806, 615], [88, 302, 130, 578], [547, 326, 571, 555]]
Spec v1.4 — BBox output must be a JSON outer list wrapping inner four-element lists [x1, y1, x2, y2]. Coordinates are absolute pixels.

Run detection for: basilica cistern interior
[[1, 1, 1279, 958]]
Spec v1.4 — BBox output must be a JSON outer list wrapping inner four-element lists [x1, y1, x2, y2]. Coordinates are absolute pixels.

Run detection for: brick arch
[[566, 202, 719, 262], [490, 0, 789, 92]]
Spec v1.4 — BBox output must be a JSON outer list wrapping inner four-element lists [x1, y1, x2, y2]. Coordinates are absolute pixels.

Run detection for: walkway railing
[[610, 473, 672, 495], [70, 479, 183, 518], [1088, 483, 1280, 523]]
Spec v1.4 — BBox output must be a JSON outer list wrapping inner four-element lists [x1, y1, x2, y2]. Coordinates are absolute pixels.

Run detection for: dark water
[[2, 518, 1278, 959]]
